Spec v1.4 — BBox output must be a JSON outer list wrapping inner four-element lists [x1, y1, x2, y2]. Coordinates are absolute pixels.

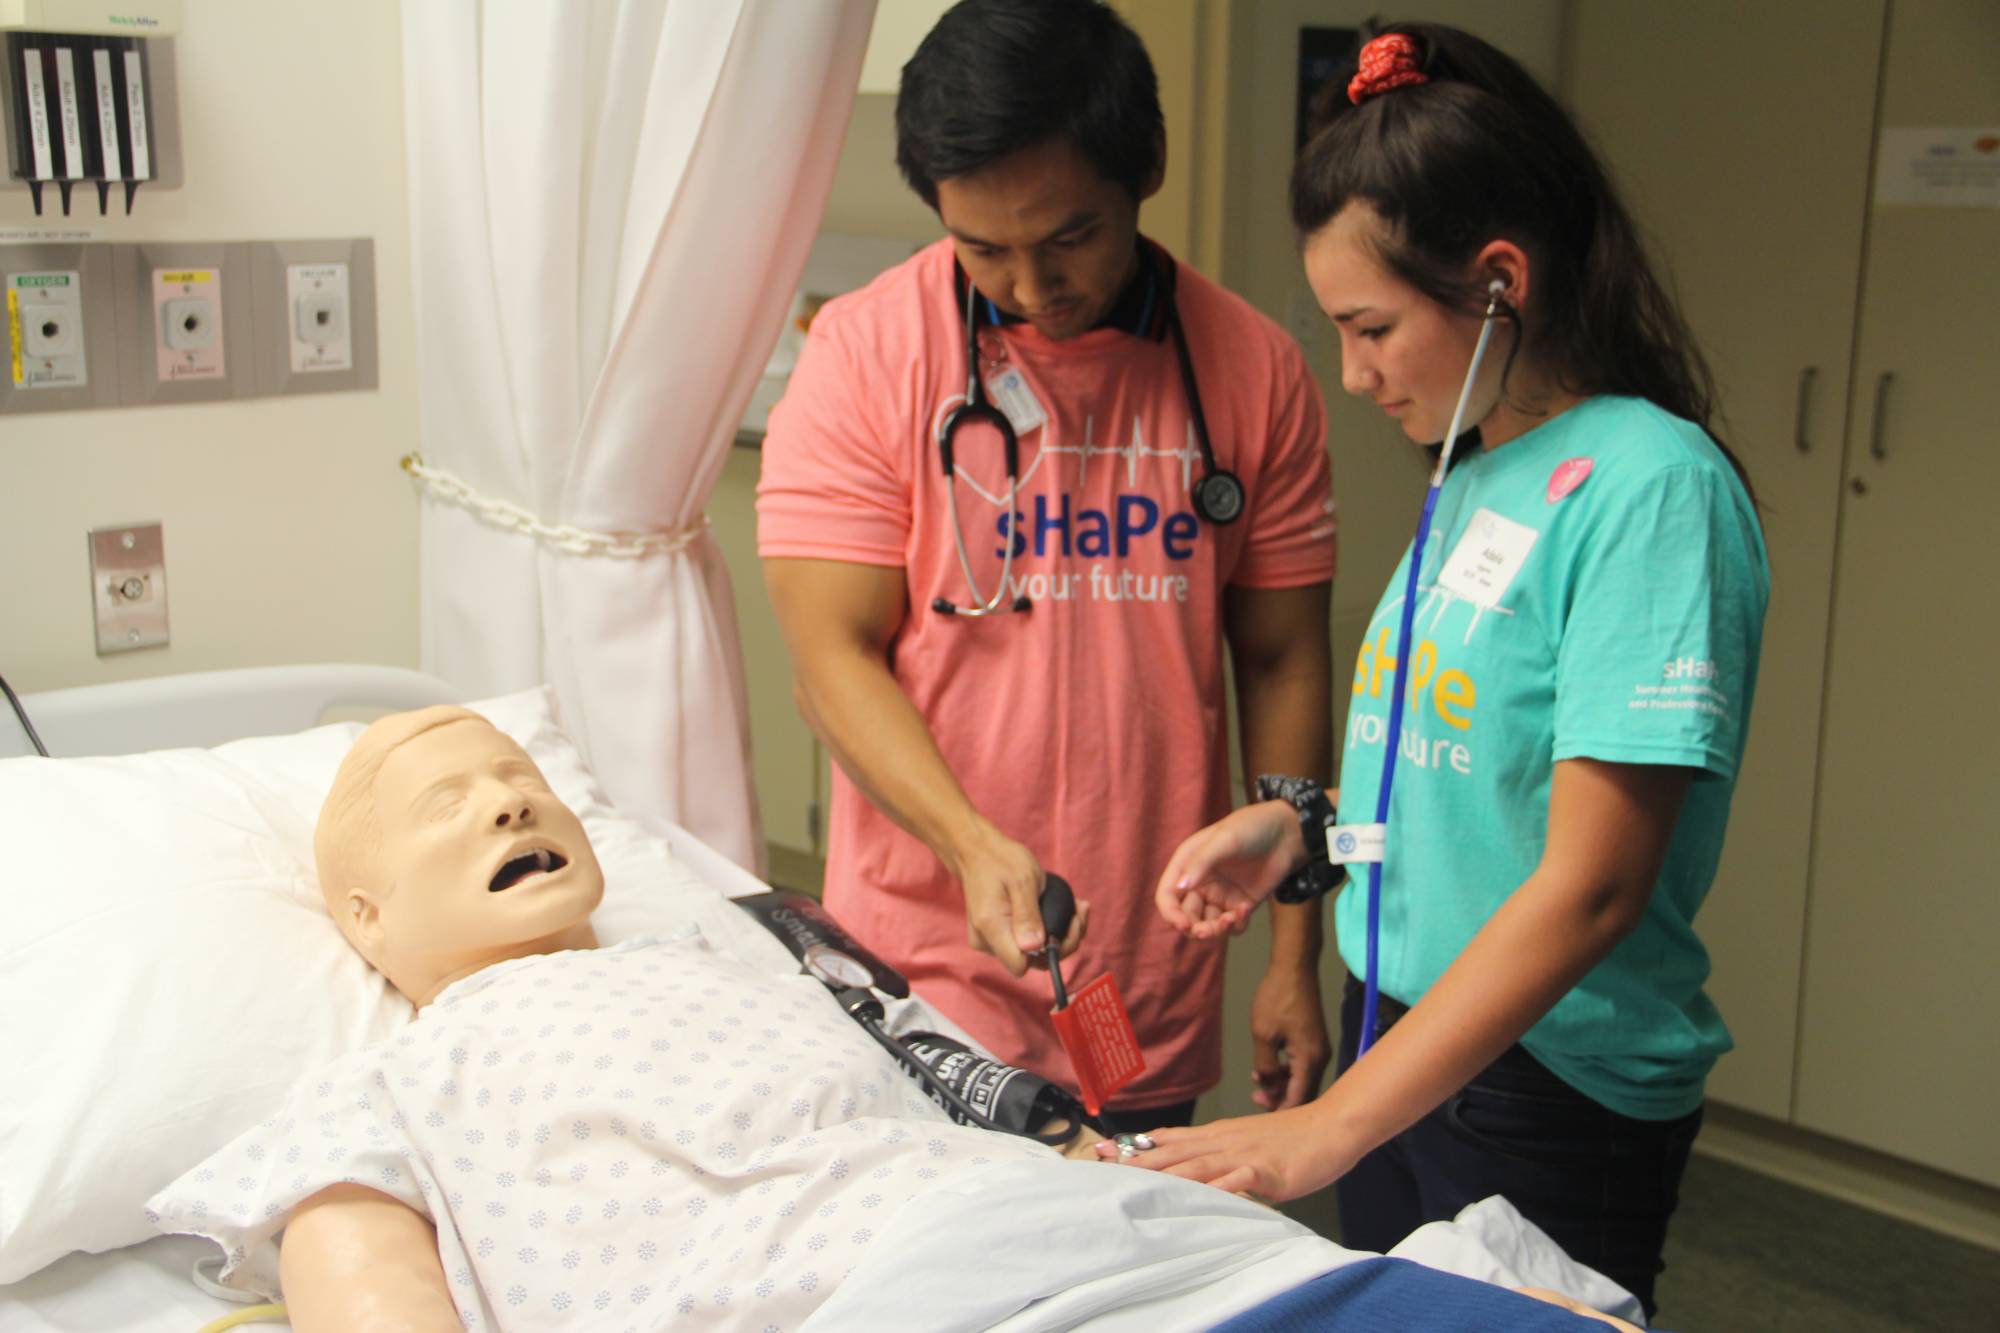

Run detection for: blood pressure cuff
[[895, 1031, 1092, 1142], [733, 890, 910, 997], [733, 890, 1092, 1143]]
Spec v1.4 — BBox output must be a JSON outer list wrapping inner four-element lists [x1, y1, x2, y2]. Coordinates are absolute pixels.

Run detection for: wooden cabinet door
[[1564, 1, 1885, 1118], [1795, 0, 2000, 1187]]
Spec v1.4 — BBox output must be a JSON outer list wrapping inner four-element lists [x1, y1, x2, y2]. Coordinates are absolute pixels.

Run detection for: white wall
[[1, 1, 420, 694]]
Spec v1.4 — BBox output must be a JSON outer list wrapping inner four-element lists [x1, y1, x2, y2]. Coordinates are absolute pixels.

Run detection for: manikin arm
[[279, 1184, 459, 1333]]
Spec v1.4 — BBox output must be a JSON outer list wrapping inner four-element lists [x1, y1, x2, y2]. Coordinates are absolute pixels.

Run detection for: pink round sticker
[[1547, 457, 1594, 503]]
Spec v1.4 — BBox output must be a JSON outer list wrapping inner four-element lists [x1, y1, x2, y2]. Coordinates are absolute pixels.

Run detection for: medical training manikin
[[144, 707, 1094, 1330], [143, 707, 1646, 1332]]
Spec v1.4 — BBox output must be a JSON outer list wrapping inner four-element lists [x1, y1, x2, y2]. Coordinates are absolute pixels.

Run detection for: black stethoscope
[[931, 256, 1245, 618]]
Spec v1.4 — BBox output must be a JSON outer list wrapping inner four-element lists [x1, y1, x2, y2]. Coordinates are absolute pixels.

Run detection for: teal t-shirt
[[1333, 395, 1769, 1120]]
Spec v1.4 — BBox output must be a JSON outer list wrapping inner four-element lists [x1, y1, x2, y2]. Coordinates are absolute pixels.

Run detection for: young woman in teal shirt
[[1109, 25, 1768, 1319]]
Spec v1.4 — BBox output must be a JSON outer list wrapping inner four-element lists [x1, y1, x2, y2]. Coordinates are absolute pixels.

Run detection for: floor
[[1651, 1155, 1999, 1331], [1279, 1153, 2000, 1331]]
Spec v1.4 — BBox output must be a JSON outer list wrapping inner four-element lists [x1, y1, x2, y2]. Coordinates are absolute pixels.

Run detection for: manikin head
[[314, 707, 605, 1006]]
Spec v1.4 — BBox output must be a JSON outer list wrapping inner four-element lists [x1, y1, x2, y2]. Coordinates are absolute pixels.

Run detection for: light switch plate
[[88, 521, 169, 654]]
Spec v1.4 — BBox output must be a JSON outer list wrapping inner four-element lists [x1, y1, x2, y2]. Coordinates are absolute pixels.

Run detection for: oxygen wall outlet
[[286, 262, 352, 373], [0, 243, 116, 414], [152, 267, 225, 380], [7, 269, 88, 389]]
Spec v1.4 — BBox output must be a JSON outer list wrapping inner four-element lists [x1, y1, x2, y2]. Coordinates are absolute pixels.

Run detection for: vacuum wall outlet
[[87, 522, 170, 655], [249, 238, 377, 397], [288, 263, 352, 372], [0, 242, 119, 415], [113, 240, 252, 405]]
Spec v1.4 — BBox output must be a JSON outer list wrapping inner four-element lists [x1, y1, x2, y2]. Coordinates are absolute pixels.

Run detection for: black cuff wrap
[[1253, 774, 1346, 904]]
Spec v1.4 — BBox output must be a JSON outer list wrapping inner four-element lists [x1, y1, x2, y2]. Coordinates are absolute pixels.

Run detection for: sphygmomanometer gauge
[[802, 944, 874, 990]]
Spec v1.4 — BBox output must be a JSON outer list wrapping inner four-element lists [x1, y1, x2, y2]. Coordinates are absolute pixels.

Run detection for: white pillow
[[0, 686, 782, 1284]]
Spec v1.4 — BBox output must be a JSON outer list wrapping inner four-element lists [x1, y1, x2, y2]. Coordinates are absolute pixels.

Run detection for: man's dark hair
[[895, 0, 1164, 210]]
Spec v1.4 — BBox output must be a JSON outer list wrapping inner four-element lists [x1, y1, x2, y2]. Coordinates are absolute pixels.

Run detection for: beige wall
[[1, 1, 421, 695]]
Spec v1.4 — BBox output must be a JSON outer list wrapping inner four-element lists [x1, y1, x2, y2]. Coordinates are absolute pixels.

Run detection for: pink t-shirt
[[758, 240, 1333, 1107]]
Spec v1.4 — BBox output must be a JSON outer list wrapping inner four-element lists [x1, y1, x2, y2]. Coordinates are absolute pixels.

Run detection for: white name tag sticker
[[985, 366, 1047, 436], [1326, 823, 1386, 865], [1437, 507, 1539, 607]]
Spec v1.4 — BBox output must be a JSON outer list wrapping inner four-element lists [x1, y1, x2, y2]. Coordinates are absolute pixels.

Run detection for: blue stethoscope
[[931, 259, 1245, 618], [1355, 277, 1509, 1057]]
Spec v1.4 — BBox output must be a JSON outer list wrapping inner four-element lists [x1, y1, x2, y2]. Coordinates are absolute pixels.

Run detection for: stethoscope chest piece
[[1194, 469, 1245, 526]]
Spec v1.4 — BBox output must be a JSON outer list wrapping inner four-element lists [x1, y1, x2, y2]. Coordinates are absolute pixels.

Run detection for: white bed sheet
[[2, 1193, 1636, 1333], [1, 1234, 258, 1332]]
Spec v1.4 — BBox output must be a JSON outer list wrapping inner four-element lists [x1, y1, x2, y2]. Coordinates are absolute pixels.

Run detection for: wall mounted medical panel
[[0, 238, 117, 413], [0, 31, 183, 214], [110, 238, 252, 405], [247, 237, 377, 399]]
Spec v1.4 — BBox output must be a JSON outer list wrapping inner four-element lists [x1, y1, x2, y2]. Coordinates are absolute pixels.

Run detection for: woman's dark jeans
[[1333, 975, 1700, 1322]]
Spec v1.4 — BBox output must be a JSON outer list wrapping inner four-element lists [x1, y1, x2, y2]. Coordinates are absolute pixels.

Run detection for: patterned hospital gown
[[148, 933, 1054, 1330]]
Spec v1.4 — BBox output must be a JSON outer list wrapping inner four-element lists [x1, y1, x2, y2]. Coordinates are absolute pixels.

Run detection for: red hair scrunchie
[[1348, 33, 1428, 104]]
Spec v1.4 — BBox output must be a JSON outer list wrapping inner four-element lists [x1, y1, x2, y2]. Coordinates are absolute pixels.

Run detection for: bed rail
[[4, 664, 460, 758]]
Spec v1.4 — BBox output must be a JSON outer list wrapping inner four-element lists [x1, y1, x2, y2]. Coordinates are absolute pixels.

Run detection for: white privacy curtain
[[401, 0, 875, 871]]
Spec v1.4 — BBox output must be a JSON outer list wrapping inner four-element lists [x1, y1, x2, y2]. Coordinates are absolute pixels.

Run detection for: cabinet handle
[[1869, 372, 1895, 462], [1794, 366, 1818, 453]]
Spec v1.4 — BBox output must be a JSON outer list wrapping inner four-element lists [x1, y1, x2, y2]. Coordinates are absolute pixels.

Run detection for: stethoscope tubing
[[934, 257, 1238, 616], [1357, 287, 1506, 1058], [940, 280, 1025, 616]]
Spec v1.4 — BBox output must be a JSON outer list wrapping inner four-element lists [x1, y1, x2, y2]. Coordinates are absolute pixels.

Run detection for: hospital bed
[[0, 664, 1644, 1331]]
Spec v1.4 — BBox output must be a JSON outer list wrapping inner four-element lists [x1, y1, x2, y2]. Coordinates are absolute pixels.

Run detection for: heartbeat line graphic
[[1418, 581, 1515, 644], [933, 396, 1206, 507]]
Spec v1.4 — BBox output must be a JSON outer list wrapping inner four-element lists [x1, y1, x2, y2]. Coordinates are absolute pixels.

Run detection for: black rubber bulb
[[1040, 875, 1075, 1009], [1039, 875, 1075, 944]]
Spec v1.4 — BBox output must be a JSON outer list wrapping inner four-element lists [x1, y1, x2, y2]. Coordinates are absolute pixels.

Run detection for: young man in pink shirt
[[758, 0, 1336, 1135]]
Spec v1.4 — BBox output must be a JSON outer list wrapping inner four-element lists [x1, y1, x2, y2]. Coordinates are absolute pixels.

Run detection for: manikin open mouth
[[488, 847, 569, 892]]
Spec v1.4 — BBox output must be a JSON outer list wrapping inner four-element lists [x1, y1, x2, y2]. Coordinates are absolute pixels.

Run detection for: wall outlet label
[[152, 267, 226, 381], [287, 262, 353, 373], [7, 270, 88, 390]]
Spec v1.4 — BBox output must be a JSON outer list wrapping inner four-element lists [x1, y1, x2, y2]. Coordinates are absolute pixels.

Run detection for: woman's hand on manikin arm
[[1112, 758, 1692, 1201]]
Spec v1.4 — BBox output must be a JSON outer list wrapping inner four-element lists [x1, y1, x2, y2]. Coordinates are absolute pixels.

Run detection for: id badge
[[985, 366, 1048, 436], [1326, 823, 1387, 865]]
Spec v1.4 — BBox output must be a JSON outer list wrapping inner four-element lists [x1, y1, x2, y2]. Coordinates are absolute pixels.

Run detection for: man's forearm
[[794, 644, 994, 874], [1233, 638, 1334, 967]]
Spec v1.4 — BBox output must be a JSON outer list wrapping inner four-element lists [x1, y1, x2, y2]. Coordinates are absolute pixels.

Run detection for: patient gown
[[147, 933, 1052, 1331]]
